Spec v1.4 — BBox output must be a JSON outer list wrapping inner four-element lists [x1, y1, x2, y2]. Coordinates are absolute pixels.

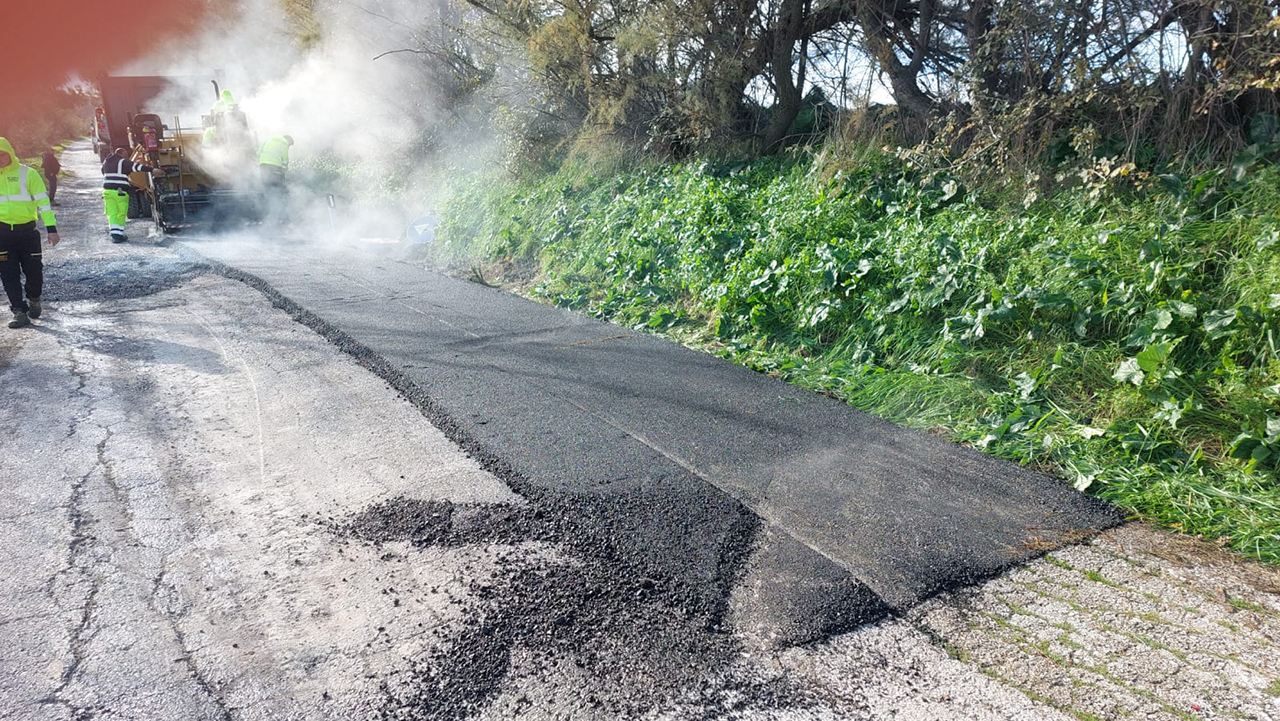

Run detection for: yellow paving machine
[[100, 76, 261, 233]]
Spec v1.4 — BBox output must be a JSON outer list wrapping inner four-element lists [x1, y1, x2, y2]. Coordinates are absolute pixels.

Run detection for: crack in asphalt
[[40, 425, 109, 718], [34, 341, 234, 720], [148, 560, 235, 721]]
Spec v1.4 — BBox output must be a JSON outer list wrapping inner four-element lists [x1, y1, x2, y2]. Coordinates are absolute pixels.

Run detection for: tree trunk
[[762, 0, 811, 151], [966, 0, 998, 109], [859, 0, 936, 118]]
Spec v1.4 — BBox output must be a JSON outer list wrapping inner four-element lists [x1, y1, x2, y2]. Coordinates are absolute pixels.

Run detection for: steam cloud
[[119, 0, 502, 247]]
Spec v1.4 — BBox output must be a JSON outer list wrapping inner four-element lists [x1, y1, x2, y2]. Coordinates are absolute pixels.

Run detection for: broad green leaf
[[1113, 358, 1145, 386], [1230, 433, 1261, 460], [987, 301, 1017, 320], [1034, 293, 1075, 312], [1232, 146, 1260, 182], [1250, 113, 1279, 145], [803, 298, 841, 327], [1013, 372, 1037, 399], [1073, 311, 1090, 338], [1140, 240, 1161, 261], [1073, 473, 1096, 492], [1167, 300, 1197, 318], [1007, 406, 1038, 433], [1155, 398, 1184, 429], [1069, 458, 1101, 491], [1156, 174, 1184, 196], [1152, 308, 1173, 330], [940, 180, 959, 202], [1136, 343, 1171, 373], [1120, 426, 1161, 454], [1126, 317, 1161, 347], [1203, 308, 1237, 335], [647, 309, 676, 329]]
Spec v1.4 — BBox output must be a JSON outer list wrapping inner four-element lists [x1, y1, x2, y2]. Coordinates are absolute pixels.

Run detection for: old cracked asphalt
[[2, 141, 1279, 720]]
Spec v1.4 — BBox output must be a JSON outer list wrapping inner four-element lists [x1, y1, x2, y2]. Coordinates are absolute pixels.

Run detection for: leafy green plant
[[1230, 418, 1280, 471]]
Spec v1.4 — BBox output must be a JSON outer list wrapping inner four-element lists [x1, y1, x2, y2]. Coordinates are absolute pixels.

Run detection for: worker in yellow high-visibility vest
[[0, 137, 59, 329], [211, 89, 238, 116], [259, 135, 293, 225]]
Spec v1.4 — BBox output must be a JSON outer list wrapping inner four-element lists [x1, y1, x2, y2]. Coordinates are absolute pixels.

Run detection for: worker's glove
[[151, 168, 165, 177]]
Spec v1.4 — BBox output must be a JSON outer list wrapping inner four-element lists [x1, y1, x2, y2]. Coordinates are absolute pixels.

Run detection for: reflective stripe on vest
[[0, 165, 53, 226], [3, 166, 31, 202], [259, 138, 289, 168], [104, 158, 135, 189]]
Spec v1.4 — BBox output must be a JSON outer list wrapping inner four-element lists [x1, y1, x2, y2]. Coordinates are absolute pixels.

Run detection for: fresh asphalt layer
[[187, 238, 1123, 643]]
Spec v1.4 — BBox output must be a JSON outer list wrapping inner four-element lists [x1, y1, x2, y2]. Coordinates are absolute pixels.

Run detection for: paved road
[[2, 141, 1279, 720], [188, 233, 1121, 627]]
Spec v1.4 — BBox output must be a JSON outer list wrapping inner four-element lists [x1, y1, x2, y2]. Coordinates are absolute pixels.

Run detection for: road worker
[[40, 148, 61, 205], [258, 134, 293, 224], [211, 89, 238, 116], [101, 147, 163, 243], [0, 137, 59, 329], [201, 125, 218, 148]]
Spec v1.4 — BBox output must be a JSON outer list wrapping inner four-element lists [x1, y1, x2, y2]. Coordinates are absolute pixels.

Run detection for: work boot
[[8, 311, 30, 329], [27, 298, 41, 319]]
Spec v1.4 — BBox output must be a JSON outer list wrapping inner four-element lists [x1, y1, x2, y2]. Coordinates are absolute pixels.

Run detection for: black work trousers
[[0, 222, 43, 313], [45, 172, 58, 203]]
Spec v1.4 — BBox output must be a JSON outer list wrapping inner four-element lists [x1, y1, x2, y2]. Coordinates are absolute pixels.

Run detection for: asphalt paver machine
[[101, 77, 261, 233]]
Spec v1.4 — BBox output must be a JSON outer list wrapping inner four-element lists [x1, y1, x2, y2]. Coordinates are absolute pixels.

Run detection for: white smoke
[[117, 0, 504, 248]]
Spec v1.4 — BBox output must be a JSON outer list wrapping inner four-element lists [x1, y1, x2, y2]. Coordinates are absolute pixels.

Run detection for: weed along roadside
[[435, 152, 1280, 566]]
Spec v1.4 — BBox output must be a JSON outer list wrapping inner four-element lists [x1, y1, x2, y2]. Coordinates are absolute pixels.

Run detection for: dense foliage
[[437, 140, 1280, 564], [0, 88, 94, 161], [391, 0, 1280, 169]]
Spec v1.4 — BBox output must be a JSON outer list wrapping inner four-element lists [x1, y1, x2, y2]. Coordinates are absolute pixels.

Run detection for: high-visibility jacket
[[212, 89, 237, 115], [0, 137, 57, 231], [201, 126, 218, 147], [259, 136, 290, 170]]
